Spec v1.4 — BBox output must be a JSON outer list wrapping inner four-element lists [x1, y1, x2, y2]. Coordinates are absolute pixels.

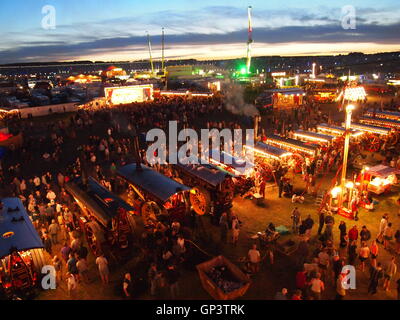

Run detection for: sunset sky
[[0, 0, 399, 64]]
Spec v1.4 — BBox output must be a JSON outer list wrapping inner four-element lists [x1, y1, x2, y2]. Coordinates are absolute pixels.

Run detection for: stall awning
[[266, 134, 317, 155], [317, 123, 363, 137], [266, 88, 305, 95], [0, 198, 43, 259], [118, 163, 190, 202], [247, 142, 292, 159], [348, 123, 391, 135], [208, 151, 254, 175], [174, 162, 232, 187], [294, 130, 334, 143], [365, 165, 400, 178], [66, 177, 134, 227], [359, 116, 400, 129], [364, 109, 400, 120]]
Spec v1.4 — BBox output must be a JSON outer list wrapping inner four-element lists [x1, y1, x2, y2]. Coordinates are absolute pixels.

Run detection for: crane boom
[[246, 6, 253, 74], [146, 31, 154, 75], [161, 27, 165, 74]]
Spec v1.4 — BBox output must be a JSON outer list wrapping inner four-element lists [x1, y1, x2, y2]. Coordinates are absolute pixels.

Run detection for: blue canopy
[[174, 162, 232, 187], [294, 130, 334, 143], [252, 142, 291, 158], [359, 116, 400, 129], [0, 198, 43, 259], [66, 177, 134, 227], [266, 134, 317, 155], [118, 163, 191, 203], [208, 150, 254, 175], [0, 147, 6, 159]]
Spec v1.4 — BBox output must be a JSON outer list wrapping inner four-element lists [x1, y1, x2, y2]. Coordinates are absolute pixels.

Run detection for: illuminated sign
[[271, 72, 286, 77], [104, 85, 153, 105], [344, 86, 367, 102]]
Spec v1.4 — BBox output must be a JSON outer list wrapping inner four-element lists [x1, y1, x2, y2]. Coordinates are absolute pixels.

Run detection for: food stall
[[196, 255, 251, 300], [361, 165, 399, 195], [359, 116, 400, 130]]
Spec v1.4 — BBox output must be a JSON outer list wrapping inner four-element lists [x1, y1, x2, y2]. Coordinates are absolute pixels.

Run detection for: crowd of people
[[0, 91, 400, 300]]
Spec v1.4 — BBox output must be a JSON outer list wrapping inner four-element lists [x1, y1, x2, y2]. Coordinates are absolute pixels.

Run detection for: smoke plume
[[222, 83, 259, 117]]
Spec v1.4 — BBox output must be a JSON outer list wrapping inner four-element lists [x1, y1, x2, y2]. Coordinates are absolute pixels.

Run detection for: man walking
[[318, 210, 325, 235], [383, 256, 397, 292], [219, 212, 229, 244], [95, 254, 109, 285], [368, 262, 384, 295], [166, 264, 180, 299], [291, 207, 301, 234], [48, 219, 60, 245]]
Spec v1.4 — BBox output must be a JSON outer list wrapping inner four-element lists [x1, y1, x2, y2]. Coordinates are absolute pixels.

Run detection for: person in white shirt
[[46, 190, 56, 202], [310, 273, 325, 300], [377, 214, 389, 243], [66, 273, 77, 297], [33, 176, 41, 189], [96, 255, 109, 284], [248, 244, 261, 274]]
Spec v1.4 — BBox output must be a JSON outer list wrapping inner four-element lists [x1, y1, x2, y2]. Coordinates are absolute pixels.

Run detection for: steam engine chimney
[[254, 115, 261, 143], [131, 127, 143, 171]]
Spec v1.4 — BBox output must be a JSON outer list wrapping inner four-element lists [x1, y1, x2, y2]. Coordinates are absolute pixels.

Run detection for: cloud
[[0, 5, 399, 64]]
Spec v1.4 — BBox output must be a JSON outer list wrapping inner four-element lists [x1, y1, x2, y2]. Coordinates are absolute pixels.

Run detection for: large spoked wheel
[[141, 201, 162, 226], [189, 186, 211, 216], [85, 223, 101, 256], [368, 137, 380, 152], [292, 154, 304, 174]]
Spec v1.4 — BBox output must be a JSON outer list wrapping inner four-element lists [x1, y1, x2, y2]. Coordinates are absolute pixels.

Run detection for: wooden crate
[[196, 255, 251, 300]]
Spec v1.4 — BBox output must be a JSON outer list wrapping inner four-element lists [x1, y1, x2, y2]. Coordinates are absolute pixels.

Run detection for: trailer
[[65, 176, 136, 256], [0, 198, 46, 299], [360, 165, 399, 195], [117, 163, 191, 227]]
